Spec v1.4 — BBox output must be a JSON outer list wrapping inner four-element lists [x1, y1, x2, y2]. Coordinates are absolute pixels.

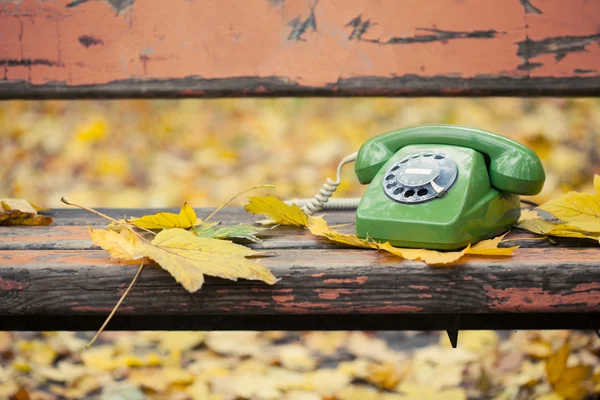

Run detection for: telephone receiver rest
[[355, 125, 545, 196]]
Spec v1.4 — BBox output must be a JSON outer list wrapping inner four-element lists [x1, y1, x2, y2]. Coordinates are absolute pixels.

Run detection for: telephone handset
[[298, 125, 545, 250]]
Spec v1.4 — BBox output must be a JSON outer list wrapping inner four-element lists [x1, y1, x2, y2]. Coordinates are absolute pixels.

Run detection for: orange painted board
[[1, 0, 599, 97]]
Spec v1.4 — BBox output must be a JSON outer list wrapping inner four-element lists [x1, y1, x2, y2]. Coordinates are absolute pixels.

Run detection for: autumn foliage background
[[1, 98, 600, 399], [2, 98, 599, 208]]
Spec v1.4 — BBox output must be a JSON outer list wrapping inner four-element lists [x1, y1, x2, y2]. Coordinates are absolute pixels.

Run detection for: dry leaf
[[538, 176, 600, 232], [547, 343, 570, 385], [1, 198, 38, 214], [129, 202, 198, 230], [554, 366, 591, 400], [89, 228, 142, 261], [518, 219, 600, 242], [308, 216, 375, 249], [545, 342, 591, 400], [308, 216, 516, 265], [0, 210, 53, 226], [245, 195, 308, 227], [519, 208, 541, 222], [0, 198, 52, 226], [192, 222, 266, 242], [366, 362, 403, 390], [135, 228, 277, 292]]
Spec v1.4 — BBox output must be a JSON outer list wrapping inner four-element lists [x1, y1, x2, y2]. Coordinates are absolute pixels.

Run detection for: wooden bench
[[1, 0, 600, 344]]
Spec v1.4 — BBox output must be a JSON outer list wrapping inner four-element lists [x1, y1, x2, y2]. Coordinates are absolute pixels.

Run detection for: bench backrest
[[1, 0, 599, 99]]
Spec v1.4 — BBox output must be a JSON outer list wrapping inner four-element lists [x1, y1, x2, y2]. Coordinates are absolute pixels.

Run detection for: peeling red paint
[[251, 288, 293, 293], [409, 285, 429, 290], [315, 289, 361, 300], [311, 273, 325, 277], [220, 307, 230, 312], [488, 274, 498, 280], [323, 276, 368, 284], [485, 282, 600, 312], [272, 295, 294, 303], [361, 305, 423, 313], [241, 301, 270, 308], [463, 276, 473, 281], [72, 305, 134, 312], [217, 289, 229, 294], [0, 277, 28, 290], [419, 293, 433, 299]]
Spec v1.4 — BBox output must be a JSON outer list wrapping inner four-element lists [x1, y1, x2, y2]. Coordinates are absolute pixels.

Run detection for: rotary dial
[[383, 151, 458, 204]]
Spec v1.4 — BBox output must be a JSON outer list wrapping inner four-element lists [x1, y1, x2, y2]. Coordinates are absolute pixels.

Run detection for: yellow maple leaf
[[554, 366, 591, 400], [467, 233, 518, 256], [546, 342, 570, 386], [0, 210, 53, 226], [518, 219, 600, 242], [377, 242, 466, 264], [538, 177, 600, 232], [308, 217, 516, 265], [89, 228, 142, 261], [308, 216, 375, 249], [245, 195, 308, 227], [129, 203, 198, 230], [134, 228, 277, 292], [0, 198, 53, 226], [519, 208, 540, 222], [545, 342, 591, 400], [1, 198, 37, 214]]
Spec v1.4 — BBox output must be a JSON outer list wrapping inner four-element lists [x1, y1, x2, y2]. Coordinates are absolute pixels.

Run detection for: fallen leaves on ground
[[517, 174, 600, 243], [2, 330, 598, 399], [0, 198, 52, 226], [545, 342, 592, 400]]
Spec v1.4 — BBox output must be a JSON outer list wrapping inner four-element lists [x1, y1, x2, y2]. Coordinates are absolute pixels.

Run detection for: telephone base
[[354, 144, 521, 251]]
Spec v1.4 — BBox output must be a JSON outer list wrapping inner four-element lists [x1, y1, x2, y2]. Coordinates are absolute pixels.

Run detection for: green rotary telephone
[[297, 125, 545, 250]]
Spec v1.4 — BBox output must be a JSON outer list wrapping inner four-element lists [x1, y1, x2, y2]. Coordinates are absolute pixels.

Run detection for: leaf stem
[[85, 259, 145, 348], [61, 197, 143, 238], [205, 184, 275, 222]]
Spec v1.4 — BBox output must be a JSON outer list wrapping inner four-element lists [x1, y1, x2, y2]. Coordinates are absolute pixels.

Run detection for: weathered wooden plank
[[0, 224, 597, 251], [37, 208, 356, 226], [1, 248, 599, 318], [1, 0, 599, 98]]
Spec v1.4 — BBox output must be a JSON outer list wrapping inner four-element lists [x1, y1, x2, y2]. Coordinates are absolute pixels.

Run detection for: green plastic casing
[[354, 125, 545, 250]]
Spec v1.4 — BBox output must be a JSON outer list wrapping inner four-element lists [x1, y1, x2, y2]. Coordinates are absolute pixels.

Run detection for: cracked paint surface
[[485, 282, 600, 312], [0, 0, 598, 90]]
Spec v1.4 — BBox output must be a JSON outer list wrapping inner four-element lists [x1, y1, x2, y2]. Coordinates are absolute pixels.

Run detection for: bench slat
[[2, 209, 599, 331], [0, 223, 597, 251], [1, 0, 599, 98]]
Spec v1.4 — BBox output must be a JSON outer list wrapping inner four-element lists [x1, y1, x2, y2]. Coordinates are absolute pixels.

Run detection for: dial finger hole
[[393, 187, 404, 195], [434, 154, 444, 160], [417, 188, 428, 196], [404, 190, 415, 198], [385, 174, 395, 180], [386, 182, 397, 189]]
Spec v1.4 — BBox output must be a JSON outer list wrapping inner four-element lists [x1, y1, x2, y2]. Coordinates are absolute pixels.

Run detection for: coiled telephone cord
[[286, 152, 359, 215]]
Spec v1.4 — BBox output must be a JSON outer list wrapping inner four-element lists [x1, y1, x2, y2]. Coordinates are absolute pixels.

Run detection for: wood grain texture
[[1, 0, 599, 98], [1, 208, 599, 332]]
